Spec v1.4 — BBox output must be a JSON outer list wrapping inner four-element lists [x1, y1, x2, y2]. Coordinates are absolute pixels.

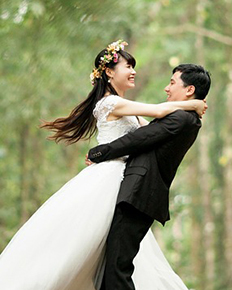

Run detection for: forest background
[[0, 0, 232, 290]]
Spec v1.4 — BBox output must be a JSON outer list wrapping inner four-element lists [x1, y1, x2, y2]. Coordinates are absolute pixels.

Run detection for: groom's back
[[117, 110, 201, 225], [156, 111, 201, 185]]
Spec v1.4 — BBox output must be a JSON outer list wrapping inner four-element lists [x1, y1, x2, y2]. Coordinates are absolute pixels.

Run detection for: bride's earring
[[108, 78, 111, 83]]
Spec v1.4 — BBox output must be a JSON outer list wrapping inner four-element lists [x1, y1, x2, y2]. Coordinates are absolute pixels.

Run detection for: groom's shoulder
[[155, 109, 194, 123], [153, 110, 201, 130], [172, 110, 202, 130], [165, 109, 200, 122]]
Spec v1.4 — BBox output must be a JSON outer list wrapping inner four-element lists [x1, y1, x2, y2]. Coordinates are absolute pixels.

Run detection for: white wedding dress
[[0, 95, 188, 290]]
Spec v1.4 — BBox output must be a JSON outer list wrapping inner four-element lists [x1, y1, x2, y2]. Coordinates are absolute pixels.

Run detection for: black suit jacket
[[88, 110, 201, 225]]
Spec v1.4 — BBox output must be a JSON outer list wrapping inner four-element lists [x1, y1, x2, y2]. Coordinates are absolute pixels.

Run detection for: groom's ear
[[186, 85, 195, 98]]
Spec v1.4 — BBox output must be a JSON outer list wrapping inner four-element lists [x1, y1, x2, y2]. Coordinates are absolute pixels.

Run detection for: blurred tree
[[0, 0, 232, 289]]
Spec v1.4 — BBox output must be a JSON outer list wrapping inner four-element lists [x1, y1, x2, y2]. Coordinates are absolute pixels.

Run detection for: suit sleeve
[[88, 110, 196, 163]]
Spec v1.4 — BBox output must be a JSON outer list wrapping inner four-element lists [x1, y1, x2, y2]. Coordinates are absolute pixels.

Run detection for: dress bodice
[[93, 95, 140, 145]]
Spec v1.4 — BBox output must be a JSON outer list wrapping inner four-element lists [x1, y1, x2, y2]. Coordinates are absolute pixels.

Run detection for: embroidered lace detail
[[93, 95, 140, 145], [93, 95, 119, 121]]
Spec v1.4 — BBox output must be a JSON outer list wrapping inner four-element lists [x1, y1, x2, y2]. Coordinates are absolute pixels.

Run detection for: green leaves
[[1, 1, 232, 289]]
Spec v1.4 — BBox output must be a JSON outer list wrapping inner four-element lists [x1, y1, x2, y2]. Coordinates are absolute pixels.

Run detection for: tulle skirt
[[0, 160, 188, 290]]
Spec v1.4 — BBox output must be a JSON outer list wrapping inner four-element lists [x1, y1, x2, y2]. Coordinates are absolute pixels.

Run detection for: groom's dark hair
[[173, 64, 211, 100]]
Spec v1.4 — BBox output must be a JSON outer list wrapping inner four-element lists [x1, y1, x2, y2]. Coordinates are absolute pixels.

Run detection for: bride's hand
[[195, 99, 208, 118], [85, 154, 93, 166]]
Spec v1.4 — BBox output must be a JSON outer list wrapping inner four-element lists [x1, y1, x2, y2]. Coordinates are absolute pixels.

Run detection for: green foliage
[[1, 0, 232, 289]]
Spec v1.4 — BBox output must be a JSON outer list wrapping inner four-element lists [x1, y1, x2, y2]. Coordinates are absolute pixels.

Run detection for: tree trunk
[[189, 152, 204, 289], [195, 1, 215, 289], [223, 70, 232, 288], [19, 123, 30, 224]]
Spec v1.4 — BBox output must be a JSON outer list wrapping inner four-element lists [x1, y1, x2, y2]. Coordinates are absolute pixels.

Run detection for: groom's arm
[[88, 110, 200, 163]]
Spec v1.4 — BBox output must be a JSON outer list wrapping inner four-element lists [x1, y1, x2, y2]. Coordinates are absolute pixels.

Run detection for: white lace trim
[[93, 95, 121, 122], [93, 94, 139, 145]]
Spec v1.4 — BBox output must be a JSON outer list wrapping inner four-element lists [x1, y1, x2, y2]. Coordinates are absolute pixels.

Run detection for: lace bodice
[[93, 95, 140, 145]]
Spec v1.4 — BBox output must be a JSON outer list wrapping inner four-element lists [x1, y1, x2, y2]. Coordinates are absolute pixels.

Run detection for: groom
[[88, 64, 211, 290]]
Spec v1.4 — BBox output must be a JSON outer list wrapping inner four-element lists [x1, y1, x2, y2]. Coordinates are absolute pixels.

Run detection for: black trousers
[[100, 202, 154, 290]]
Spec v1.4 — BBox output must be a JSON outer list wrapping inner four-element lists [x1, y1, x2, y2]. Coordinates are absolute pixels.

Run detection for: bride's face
[[108, 57, 136, 96]]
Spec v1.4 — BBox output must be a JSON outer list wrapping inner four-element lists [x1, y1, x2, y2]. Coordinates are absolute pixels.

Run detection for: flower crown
[[90, 39, 128, 85]]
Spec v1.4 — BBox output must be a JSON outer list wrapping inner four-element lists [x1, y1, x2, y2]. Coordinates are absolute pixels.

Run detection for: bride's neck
[[104, 91, 125, 98]]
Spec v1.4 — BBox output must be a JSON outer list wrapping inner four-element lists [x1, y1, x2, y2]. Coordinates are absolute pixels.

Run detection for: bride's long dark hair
[[41, 49, 136, 144]]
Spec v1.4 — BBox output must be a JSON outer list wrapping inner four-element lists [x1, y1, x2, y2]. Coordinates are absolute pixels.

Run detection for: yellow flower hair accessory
[[90, 39, 128, 85]]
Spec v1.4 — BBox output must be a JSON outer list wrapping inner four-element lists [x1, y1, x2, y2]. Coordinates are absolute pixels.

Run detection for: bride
[[0, 40, 206, 290]]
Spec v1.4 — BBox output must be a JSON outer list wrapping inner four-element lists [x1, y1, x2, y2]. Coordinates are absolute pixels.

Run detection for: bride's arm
[[111, 98, 207, 119]]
